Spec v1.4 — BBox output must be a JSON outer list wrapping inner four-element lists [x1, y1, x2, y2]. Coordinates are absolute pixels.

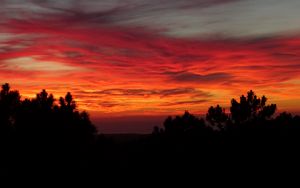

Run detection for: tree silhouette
[[163, 111, 206, 134], [206, 105, 228, 129], [1, 84, 98, 169], [0, 83, 20, 132], [1, 83, 300, 172], [59, 92, 76, 112], [230, 90, 276, 123], [0, 83, 21, 168]]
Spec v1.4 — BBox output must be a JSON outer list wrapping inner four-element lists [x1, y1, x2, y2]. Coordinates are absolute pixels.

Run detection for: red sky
[[1, 0, 300, 132]]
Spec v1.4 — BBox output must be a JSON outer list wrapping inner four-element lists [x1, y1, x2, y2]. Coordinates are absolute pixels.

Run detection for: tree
[[1, 83, 10, 95], [59, 92, 76, 112], [206, 105, 228, 128], [0, 83, 21, 168], [230, 90, 276, 123], [0, 83, 21, 127], [34, 89, 54, 111], [258, 103, 277, 119], [163, 111, 207, 134]]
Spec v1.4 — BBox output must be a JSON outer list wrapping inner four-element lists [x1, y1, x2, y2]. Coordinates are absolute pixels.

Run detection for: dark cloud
[[177, 0, 239, 9], [159, 88, 210, 98], [161, 99, 209, 106], [3, 0, 234, 26], [167, 71, 233, 83], [98, 101, 122, 108], [173, 55, 212, 63]]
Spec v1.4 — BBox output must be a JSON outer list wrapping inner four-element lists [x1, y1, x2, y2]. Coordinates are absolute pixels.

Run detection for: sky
[[1, 0, 300, 133]]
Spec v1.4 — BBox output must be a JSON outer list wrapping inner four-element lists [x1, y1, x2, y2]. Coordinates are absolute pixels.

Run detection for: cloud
[[161, 99, 209, 106], [0, 0, 300, 117], [2, 57, 81, 71], [80, 88, 211, 98], [1, 18, 300, 87], [2, 0, 300, 38], [98, 101, 122, 108], [167, 71, 233, 83]]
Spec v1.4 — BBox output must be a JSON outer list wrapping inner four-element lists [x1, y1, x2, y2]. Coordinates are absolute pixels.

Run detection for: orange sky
[[1, 35, 299, 116], [1, 0, 300, 132]]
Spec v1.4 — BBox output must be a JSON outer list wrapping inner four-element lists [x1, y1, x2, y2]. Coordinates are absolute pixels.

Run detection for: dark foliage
[[0, 83, 96, 171], [0, 84, 300, 176], [147, 90, 300, 175], [206, 105, 228, 129], [230, 90, 277, 123]]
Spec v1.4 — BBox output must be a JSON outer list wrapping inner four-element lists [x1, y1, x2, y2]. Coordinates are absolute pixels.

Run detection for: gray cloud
[[2, 0, 300, 38]]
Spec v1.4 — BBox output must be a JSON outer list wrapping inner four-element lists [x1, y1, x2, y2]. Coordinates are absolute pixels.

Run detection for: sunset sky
[[1, 0, 300, 132]]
